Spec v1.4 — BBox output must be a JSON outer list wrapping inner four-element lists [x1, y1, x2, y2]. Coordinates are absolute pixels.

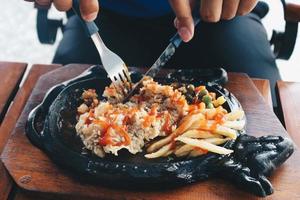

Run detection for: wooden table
[[276, 81, 300, 147], [0, 62, 27, 124], [0, 62, 62, 200], [0, 62, 299, 200], [0, 62, 26, 200]]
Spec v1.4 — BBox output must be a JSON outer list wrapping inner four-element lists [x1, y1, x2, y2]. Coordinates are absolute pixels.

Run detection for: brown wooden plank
[[0, 163, 12, 199], [276, 81, 300, 147], [1, 65, 299, 200], [14, 189, 99, 200], [0, 61, 26, 200], [0, 64, 62, 200], [0, 62, 27, 124], [252, 78, 273, 108], [285, 3, 300, 22]]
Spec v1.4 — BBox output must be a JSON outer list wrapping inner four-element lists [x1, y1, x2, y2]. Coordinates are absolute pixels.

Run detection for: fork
[[72, 0, 132, 94]]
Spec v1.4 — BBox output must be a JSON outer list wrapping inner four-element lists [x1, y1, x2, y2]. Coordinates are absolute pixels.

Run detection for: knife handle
[[170, 17, 201, 48], [72, 0, 99, 37]]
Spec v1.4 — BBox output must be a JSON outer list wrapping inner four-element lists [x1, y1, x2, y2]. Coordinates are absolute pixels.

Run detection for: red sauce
[[188, 102, 205, 113], [84, 110, 95, 125], [156, 112, 164, 118], [91, 116, 131, 147], [198, 119, 209, 130], [188, 105, 198, 112], [197, 111, 226, 132], [143, 115, 156, 128], [193, 147, 208, 154], [99, 124, 131, 146], [121, 107, 139, 126], [176, 97, 186, 106], [210, 123, 218, 131], [162, 113, 172, 134], [99, 126, 113, 146], [93, 119, 110, 130], [122, 115, 130, 125], [209, 112, 225, 131], [214, 113, 225, 124], [142, 105, 158, 128], [149, 105, 158, 115], [170, 139, 177, 150], [111, 124, 131, 146]]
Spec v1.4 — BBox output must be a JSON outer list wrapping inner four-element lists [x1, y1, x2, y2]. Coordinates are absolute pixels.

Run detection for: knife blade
[[123, 18, 200, 102], [122, 43, 176, 102]]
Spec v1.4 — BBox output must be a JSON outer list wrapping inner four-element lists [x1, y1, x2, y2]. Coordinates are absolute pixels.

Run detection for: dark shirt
[[101, 0, 172, 18]]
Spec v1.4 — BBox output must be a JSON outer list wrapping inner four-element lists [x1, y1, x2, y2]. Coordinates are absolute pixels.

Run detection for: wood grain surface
[[276, 81, 300, 147], [0, 62, 27, 124], [0, 61, 26, 200], [0, 64, 62, 200], [285, 3, 300, 22], [1, 65, 299, 200], [252, 78, 273, 108]]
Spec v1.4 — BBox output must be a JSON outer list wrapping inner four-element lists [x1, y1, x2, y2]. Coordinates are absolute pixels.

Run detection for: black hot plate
[[26, 66, 294, 197]]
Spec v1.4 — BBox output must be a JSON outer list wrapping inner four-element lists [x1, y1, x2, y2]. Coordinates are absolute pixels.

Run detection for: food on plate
[[75, 77, 245, 159]]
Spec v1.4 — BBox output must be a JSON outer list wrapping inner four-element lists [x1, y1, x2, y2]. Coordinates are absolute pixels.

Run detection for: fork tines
[[111, 65, 132, 97]]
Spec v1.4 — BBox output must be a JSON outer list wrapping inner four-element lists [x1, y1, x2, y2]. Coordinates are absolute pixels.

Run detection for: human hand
[[26, 0, 99, 22], [169, 0, 258, 42]]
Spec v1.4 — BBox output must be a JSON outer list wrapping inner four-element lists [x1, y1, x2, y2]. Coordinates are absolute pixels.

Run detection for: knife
[[123, 18, 201, 102]]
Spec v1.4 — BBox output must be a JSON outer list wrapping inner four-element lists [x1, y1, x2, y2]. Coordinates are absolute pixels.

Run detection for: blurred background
[[0, 0, 299, 81]]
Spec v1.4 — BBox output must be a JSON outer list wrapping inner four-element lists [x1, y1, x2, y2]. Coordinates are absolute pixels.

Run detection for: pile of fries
[[145, 108, 245, 159]]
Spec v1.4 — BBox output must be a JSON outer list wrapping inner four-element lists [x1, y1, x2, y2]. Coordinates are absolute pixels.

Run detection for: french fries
[[189, 149, 206, 157], [223, 120, 246, 131], [189, 121, 238, 139], [174, 137, 230, 157], [174, 144, 194, 157], [175, 136, 233, 155], [213, 126, 237, 139], [163, 150, 174, 157], [144, 85, 245, 159], [146, 112, 204, 153], [181, 130, 221, 139], [225, 110, 245, 121], [203, 137, 231, 145], [145, 143, 173, 159], [146, 134, 173, 153]]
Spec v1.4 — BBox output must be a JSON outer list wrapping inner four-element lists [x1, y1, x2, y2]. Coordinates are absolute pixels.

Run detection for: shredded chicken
[[75, 78, 188, 157]]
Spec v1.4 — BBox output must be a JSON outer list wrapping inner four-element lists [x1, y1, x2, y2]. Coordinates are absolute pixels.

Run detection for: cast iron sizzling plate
[[26, 66, 294, 197]]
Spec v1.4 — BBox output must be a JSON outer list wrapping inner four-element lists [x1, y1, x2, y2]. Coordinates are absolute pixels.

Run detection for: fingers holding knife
[[169, 0, 258, 42], [169, 0, 195, 43]]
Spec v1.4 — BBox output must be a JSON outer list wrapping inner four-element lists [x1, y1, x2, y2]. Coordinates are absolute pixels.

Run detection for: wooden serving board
[[0, 62, 27, 124], [0, 64, 62, 200], [1, 64, 300, 200], [277, 81, 300, 147]]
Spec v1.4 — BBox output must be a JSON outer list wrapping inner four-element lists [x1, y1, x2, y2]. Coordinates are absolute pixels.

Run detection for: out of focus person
[[28, 0, 280, 97]]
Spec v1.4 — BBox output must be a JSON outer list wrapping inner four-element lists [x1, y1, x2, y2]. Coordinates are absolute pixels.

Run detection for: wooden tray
[[0, 62, 26, 123], [1, 64, 300, 200]]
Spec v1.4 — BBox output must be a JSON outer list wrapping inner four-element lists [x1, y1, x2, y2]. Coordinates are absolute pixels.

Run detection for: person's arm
[[169, 0, 258, 42], [25, 0, 99, 22]]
